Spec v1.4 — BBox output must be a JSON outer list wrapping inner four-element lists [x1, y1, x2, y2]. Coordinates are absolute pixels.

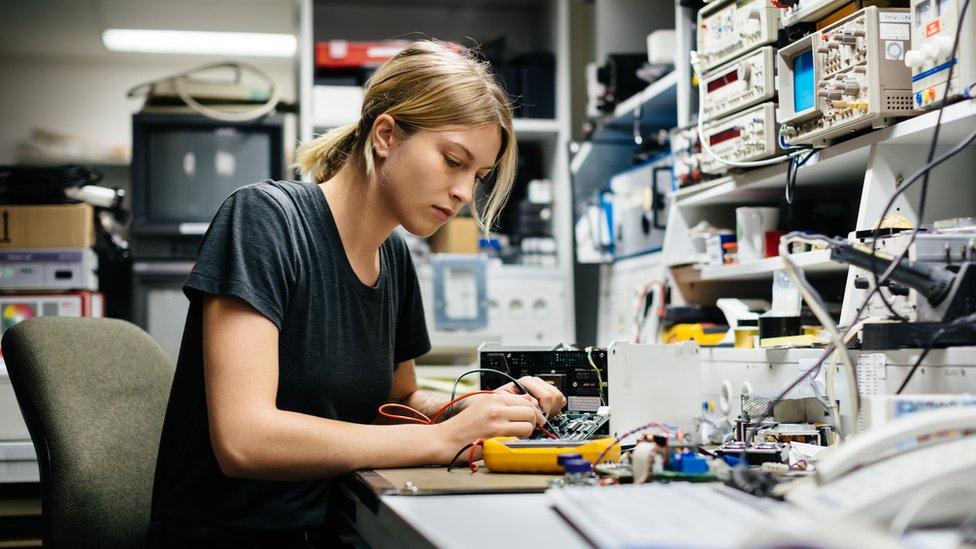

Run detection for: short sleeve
[[393, 239, 431, 363], [184, 184, 295, 328]]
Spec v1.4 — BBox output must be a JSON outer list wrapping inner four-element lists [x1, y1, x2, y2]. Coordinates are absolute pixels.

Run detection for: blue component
[[562, 459, 593, 474], [557, 453, 583, 466], [912, 59, 957, 82], [793, 50, 815, 113], [915, 91, 924, 105], [723, 454, 741, 467], [667, 450, 710, 474]]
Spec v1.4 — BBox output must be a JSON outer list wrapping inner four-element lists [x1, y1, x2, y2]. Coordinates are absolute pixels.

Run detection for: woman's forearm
[[214, 408, 456, 481]]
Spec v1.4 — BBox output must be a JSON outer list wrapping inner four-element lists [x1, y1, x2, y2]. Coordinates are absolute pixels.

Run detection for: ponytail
[[293, 122, 360, 183]]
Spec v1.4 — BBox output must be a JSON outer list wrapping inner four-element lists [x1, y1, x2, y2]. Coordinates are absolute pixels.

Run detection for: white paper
[[880, 23, 910, 40], [879, 12, 911, 23]]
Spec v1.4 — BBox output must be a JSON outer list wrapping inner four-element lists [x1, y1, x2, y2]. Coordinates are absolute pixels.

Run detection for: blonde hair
[[294, 40, 517, 233]]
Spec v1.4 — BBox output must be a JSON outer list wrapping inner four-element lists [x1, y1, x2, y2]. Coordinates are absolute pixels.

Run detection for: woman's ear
[[371, 114, 396, 159]]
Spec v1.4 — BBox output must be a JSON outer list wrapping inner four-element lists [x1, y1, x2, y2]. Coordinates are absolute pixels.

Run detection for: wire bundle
[[378, 367, 564, 473], [378, 390, 496, 425]]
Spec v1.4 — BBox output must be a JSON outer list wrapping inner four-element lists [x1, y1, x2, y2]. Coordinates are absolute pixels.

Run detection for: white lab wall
[[0, 54, 297, 164], [594, 0, 675, 61]]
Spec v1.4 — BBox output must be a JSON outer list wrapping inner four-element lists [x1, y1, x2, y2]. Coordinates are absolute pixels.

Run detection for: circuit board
[[479, 349, 608, 413], [535, 410, 610, 441]]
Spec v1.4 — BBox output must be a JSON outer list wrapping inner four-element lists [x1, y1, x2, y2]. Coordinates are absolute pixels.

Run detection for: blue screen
[[793, 50, 815, 113]]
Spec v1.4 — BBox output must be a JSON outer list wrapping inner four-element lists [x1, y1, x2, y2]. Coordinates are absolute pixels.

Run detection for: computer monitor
[[131, 112, 285, 236]]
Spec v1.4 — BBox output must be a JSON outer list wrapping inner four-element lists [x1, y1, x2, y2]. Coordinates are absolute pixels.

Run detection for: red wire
[[377, 403, 432, 424], [377, 390, 495, 426], [468, 438, 485, 473]]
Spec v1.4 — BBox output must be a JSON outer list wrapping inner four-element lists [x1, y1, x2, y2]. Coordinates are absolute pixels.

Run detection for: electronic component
[[906, 0, 976, 108], [777, 7, 916, 148], [479, 345, 608, 413], [481, 436, 620, 474], [844, 229, 976, 322], [780, 0, 859, 26], [0, 291, 104, 371], [609, 157, 670, 259], [669, 125, 710, 188], [0, 249, 98, 291], [701, 102, 781, 174], [697, 0, 782, 72], [756, 422, 827, 444], [542, 410, 612, 441], [702, 46, 777, 122], [862, 394, 976, 430], [593, 54, 647, 113], [607, 342, 702, 442], [716, 441, 788, 464], [835, 229, 976, 349]]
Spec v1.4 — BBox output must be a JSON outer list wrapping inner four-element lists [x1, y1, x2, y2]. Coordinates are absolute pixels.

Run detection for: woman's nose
[[451, 177, 475, 206]]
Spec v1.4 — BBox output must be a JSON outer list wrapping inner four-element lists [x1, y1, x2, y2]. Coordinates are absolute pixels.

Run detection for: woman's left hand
[[493, 376, 567, 416]]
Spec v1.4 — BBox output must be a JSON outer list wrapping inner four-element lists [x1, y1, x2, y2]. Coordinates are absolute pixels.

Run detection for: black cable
[[785, 148, 816, 205], [868, 0, 972, 321], [740, 107, 976, 450], [756, 5, 976, 435], [444, 366, 563, 438], [444, 367, 527, 419], [862, 123, 976, 321], [895, 312, 976, 395], [446, 441, 477, 472]]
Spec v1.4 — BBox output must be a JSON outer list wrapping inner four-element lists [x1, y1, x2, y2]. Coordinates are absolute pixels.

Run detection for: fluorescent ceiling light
[[102, 29, 296, 57]]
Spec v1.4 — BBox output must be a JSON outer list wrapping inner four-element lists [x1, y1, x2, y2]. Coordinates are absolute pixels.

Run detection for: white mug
[[736, 207, 779, 262]]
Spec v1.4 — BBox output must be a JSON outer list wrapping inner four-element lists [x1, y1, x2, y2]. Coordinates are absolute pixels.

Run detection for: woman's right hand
[[435, 392, 546, 463]]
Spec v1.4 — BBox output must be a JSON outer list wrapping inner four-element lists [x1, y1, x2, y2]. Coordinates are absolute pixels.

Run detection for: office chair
[[3, 317, 175, 548]]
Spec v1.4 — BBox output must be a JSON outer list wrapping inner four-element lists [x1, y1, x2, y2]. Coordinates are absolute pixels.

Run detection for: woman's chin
[[400, 217, 443, 238]]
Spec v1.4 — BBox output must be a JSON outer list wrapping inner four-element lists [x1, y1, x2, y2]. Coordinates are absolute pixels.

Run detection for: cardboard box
[[0, 203, 95, 249], [429, 217, 481, 254]]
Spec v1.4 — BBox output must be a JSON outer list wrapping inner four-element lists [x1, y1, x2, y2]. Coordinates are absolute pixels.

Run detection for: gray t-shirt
[[151, 180, 431, 531]]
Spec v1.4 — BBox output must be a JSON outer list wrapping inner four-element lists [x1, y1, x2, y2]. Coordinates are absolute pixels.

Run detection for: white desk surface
[[379, 492, 589, 549]]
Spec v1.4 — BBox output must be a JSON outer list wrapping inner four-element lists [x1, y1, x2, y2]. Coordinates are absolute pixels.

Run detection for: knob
[[922, 42, 939, 59], [738, 62, 752, 82], [932, 36, 954, 58], [886, 282, 910, 296], [905, 49, 925, 68]]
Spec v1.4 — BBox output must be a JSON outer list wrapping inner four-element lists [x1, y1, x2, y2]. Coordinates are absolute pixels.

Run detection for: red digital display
[[707, 69, 739, 92], [709, 127, 742, 146]]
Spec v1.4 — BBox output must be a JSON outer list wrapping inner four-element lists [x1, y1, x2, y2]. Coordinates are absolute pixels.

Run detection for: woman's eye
[[444, 155, 461, 168]]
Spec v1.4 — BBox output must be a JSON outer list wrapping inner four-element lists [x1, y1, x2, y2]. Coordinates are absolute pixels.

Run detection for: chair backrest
[[3, 317, 175, 548]]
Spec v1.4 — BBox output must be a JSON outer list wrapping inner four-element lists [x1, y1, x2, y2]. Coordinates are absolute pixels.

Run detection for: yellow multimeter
[[482, 437, 620, 474]]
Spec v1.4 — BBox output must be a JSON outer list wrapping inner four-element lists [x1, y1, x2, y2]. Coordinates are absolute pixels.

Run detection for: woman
[[148, 41, 566, 547]]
